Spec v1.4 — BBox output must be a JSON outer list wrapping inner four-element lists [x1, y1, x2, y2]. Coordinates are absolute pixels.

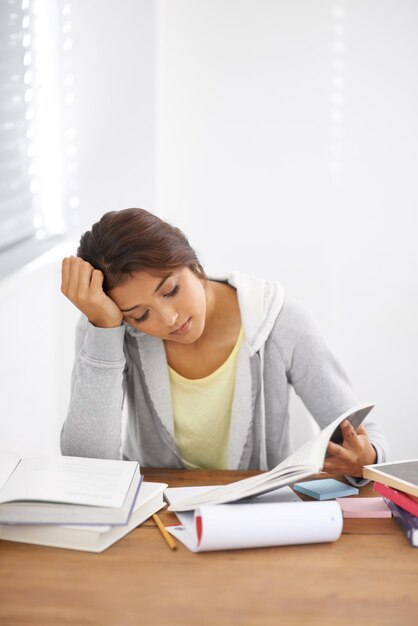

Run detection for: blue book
[[386, 500, 418, 547], [293, 479, 359, 500]]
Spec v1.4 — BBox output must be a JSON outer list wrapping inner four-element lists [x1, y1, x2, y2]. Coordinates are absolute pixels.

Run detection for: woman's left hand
[[323, 421, 377, 478]]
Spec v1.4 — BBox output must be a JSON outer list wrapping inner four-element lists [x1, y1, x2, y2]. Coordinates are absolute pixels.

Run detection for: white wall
[[155, 0, 418, 458], [72, 0, 156, 229], [0, 243, 79, 457], [1, 0, 417, 459]]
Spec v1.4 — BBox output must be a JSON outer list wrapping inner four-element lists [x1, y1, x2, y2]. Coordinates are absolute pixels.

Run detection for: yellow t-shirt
[[168, 327, 244, 470]]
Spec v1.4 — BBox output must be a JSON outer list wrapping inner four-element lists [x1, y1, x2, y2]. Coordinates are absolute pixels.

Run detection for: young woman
[[60, 208, 388, 482]]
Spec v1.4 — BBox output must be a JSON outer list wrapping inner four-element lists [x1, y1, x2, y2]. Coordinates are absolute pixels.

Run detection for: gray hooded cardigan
[[60, 273, 388, 482]]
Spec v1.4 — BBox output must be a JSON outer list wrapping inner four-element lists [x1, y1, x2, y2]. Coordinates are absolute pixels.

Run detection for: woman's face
[[108, 267, 207, 343]]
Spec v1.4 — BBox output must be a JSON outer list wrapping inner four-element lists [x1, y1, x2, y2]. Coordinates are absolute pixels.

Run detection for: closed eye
[[133, 283, 179, 323], [164, 284, 179, 298], [134, 310, 150, 324]]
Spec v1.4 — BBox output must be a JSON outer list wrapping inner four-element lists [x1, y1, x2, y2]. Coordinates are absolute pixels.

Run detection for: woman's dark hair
[[77, 208, 206, 292]]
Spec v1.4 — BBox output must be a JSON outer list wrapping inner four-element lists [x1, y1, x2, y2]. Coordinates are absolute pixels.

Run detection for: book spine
[[373, 482, 418, 517], [363, 468, 418, 498], [385, 500, 418, 548]]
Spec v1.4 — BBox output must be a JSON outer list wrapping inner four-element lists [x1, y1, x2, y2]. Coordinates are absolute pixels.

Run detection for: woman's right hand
[[61, 257, 123, 328]]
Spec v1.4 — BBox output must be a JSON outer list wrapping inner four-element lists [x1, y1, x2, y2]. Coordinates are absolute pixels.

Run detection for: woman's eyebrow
[[119, 275, 171, 313]]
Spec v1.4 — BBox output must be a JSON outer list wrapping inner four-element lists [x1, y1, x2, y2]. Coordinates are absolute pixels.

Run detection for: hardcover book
[[363, 460, 418, 498], [373, 482, 418, 517], [0, 481, 166, 552], [385, 500, 418, 547], [0, 449, 140, 525]]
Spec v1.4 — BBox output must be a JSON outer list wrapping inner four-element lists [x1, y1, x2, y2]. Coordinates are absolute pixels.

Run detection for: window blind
[[0, 0, 77, 254], [0, 0, 34, 249]]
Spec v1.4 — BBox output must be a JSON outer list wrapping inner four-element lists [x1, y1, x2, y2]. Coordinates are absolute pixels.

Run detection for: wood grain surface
[[0, 469, 417, 626]]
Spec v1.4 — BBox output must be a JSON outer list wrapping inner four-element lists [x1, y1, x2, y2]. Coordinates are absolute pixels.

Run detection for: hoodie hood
[[214, 272, 285, 356], [209, 272, 285, 470]]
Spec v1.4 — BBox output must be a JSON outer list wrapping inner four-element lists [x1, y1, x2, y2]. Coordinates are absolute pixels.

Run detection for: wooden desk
[[0, 469, 417, 626]]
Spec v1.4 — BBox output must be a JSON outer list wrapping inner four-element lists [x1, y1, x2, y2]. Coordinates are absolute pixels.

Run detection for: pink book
[[336, 497, 392, 518], [373, 482, 418, 517]]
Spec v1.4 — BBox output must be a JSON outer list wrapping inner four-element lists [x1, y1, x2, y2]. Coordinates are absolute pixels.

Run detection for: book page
[[0, 450, 21, 491], [168, 402, 374, 510], [165, 484, 301, 508], [61, 481, 168, 532], [0, 455, 138, 508], [275, 403, 375, 473]]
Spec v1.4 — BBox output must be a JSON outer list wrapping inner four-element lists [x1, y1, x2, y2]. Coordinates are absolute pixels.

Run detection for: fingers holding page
[[324, 440, 352, 474], [341, 419, 361, 445], [323, 420, 377, 477], [355, 424, 367, 437]]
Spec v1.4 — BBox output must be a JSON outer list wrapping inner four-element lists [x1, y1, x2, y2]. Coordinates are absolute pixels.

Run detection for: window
[[0, 0, 78, 276]]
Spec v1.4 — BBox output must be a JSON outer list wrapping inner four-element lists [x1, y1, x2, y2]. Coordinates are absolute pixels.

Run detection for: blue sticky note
[[293, 479, 359, 500]]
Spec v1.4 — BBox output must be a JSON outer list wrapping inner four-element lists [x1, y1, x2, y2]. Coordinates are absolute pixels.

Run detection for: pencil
[[152, 513, 177, 551]]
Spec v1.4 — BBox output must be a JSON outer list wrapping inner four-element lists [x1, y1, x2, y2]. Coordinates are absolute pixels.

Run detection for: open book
[[168, 402, 374, 512], [0, 482, 166, 552], [0, 450, 140, 525]]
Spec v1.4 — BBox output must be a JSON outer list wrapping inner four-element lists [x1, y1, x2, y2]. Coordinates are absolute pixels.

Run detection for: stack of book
[[0, 449, 166, 552], [363, 460, 418, 547]]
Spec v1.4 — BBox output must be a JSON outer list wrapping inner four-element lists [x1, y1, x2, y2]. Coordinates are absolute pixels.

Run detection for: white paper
[[168, 500, 343, 552], [0, 449, 21, 491], [0, 455, 138, 508], [166, 485, 309, 552]]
